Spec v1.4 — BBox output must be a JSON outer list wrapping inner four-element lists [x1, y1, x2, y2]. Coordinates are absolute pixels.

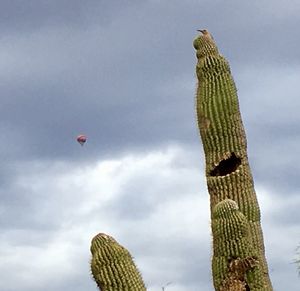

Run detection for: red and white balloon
[[77, 134, 87, 146]]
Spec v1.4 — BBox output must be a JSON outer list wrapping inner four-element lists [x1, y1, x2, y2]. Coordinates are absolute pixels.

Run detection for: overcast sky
[[0, 1, 299, 290]]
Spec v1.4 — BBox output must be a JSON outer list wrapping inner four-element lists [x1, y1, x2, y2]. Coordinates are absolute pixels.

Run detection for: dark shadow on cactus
[[227, 256, 238, 264], [210, 153, 241, 177]]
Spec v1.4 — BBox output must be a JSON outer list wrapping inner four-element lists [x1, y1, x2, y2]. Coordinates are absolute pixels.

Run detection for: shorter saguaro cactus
[[212, 199, 264, 290], [90, 233, 147, 291]]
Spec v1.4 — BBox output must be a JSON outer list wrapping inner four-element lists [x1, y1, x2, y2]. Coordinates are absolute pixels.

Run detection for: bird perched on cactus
[[197, 29, 214, 40]]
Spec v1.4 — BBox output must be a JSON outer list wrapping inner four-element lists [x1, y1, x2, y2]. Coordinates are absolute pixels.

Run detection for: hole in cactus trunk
[[210, 152, 241, 177]]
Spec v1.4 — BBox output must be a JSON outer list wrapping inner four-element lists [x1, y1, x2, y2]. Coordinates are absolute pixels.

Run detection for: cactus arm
[[194, 32, 273, 290], [212, 199, 264, 290], [90, 233, 147, 291]]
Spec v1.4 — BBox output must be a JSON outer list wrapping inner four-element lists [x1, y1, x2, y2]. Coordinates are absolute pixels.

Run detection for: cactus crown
[[193, 34, 219, 59], [90, 233, 119, 255]]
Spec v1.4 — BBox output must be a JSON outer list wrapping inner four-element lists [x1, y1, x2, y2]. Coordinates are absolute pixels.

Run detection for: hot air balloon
[[77, 134, 87, 146]]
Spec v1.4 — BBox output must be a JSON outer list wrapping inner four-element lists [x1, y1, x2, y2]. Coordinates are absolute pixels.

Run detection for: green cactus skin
[[194, 32, 273, 290], [90, 233, 147, 291], [212, 199, 264, 290]]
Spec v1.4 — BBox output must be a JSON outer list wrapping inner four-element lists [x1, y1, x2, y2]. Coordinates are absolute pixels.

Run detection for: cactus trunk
[[193, 32, 273, 290]]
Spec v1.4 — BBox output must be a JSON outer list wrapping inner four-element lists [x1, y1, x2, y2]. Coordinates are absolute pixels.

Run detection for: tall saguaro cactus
[[193, 30, 273, 290]]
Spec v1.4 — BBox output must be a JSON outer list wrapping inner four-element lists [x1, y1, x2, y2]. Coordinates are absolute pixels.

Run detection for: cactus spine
[[193, 32, 273, 290], [90, 233, 147, 291]]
